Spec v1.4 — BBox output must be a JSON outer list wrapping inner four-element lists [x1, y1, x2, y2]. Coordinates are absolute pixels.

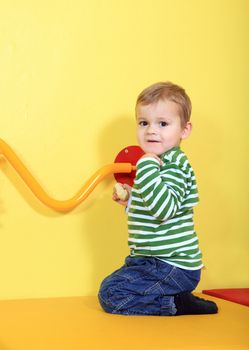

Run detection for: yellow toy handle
[[0, 139, 136, 212]]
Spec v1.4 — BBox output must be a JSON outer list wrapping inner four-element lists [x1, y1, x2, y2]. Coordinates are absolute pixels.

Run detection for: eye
[[138, 121, 148, 127], [160, 121, 168, 127]]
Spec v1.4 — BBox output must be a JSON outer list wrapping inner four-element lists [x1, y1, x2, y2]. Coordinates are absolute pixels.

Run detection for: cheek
[[136, 129, 143, 142]]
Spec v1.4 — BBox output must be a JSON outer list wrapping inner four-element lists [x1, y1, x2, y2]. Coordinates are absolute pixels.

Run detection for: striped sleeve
[[134, 157, 188, 221]]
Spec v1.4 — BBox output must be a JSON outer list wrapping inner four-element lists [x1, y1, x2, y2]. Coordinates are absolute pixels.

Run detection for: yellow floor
[[0, 294, 248, 350]]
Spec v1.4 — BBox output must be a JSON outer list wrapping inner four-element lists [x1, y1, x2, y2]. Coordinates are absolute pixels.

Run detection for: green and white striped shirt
[[127, 147, 203, 270]]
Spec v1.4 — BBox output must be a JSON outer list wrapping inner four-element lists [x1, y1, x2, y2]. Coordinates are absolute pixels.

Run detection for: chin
[[143, 146, 164, 155]]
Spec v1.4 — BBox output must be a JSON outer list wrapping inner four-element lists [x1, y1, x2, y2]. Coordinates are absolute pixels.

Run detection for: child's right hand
[[113, 183, 131, 206]]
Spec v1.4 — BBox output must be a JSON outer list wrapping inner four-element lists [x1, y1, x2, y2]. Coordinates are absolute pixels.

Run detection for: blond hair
[[136, 82, 192, 126]]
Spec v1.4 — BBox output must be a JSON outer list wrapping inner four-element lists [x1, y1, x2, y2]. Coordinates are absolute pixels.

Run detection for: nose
[[147, 124, 156, 134]]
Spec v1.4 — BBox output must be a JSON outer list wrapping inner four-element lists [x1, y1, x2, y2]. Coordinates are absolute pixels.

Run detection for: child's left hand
[[113, 183, 131, 206]]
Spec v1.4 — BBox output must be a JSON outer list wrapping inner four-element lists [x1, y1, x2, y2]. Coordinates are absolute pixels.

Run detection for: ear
[[181, 122, 192, 140]]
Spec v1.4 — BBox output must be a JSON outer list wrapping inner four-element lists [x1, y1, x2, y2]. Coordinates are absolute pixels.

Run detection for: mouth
[[147, 140, 160, 143]]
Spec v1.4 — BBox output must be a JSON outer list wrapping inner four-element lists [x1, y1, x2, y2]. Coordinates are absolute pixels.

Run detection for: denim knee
[[98, 257, 158, 314]]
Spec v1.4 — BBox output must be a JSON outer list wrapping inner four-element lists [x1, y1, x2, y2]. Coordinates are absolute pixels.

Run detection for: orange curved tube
[[0, 139, 136, 212]]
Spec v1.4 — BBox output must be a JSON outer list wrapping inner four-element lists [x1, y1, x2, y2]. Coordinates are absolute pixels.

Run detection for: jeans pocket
[[161, 265, 200, 294]]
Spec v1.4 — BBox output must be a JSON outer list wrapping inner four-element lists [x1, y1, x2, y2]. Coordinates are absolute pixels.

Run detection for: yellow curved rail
[[0, 139, 136, 212]]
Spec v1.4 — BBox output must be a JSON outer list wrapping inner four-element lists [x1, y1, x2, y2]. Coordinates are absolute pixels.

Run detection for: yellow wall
[[0, 0, 248, 300]]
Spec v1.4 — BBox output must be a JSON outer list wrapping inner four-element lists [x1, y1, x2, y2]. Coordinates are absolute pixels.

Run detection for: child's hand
[[140, 153, 164, 166], [113, 183, 131, 206]]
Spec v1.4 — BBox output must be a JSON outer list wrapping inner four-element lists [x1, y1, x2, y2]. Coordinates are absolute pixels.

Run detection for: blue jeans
[[98, 256, 201, 315]]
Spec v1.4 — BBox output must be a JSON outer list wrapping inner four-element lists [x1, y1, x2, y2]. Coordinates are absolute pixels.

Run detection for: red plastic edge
[[202, 288, 249, 307]]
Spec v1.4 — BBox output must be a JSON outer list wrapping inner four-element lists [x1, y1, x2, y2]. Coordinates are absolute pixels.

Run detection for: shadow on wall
[[98, 114, 137, 165], [84, 114, 136, 293]]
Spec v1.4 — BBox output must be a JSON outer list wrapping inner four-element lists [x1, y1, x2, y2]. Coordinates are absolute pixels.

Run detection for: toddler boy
[[98, 82, 218, 316]]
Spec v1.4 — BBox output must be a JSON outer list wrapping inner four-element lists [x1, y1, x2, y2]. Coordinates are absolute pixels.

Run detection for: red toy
[[114, 145, 144, 186]]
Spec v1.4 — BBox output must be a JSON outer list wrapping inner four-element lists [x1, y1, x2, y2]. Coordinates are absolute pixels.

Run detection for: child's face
[[136, 99, 191, 156]]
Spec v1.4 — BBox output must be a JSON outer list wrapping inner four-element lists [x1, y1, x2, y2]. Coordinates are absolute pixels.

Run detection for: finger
[[123, 183, 132, 191], [112, 193, 119, 201]]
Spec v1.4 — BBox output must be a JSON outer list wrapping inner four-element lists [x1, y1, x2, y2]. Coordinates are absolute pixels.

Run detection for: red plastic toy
[[114, 145, 144, 186]]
